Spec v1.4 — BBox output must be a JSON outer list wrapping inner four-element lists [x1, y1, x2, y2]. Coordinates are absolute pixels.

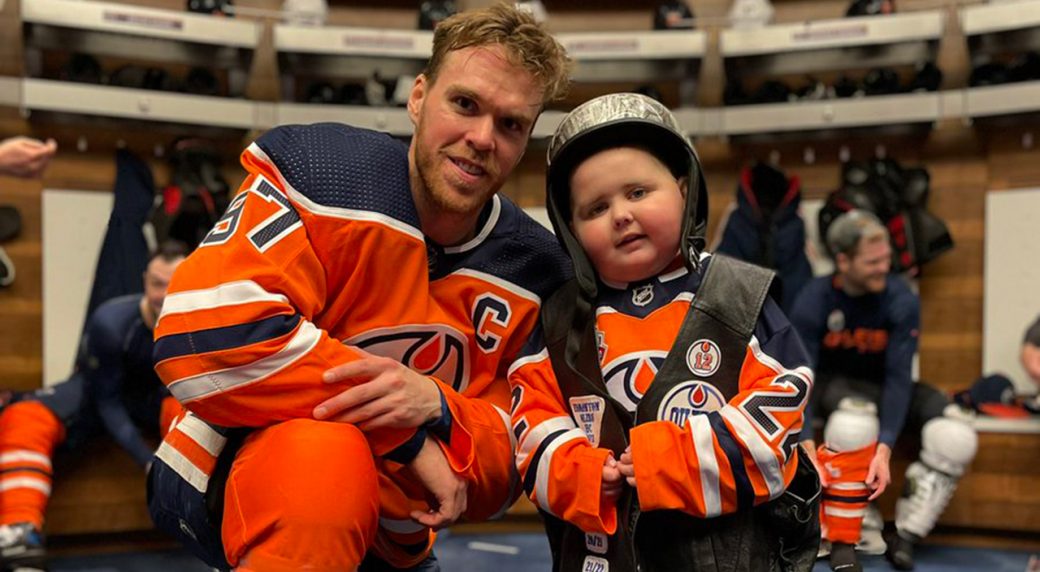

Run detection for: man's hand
[[0, 137, 57, 179], [866, 443, 892, 500], [408, 436, 467, 529], [618, 446, 636, 488], [314, 350, 443, 430]]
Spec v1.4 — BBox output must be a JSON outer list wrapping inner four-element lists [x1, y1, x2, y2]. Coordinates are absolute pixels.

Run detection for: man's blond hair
[[425, 3, 571, 105], [827, 209, 889, 258]]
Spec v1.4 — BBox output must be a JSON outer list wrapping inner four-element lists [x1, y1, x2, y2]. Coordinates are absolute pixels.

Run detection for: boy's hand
[[618, 446, 635, 487], [602, 453, 623, 500]]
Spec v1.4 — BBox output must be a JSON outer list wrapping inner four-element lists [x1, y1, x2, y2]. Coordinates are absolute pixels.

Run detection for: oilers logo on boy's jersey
[[152, 123, 571, 563], [658, 381, 727, 427], [508, 259, 812, 534], [602, 351, 666, 412]]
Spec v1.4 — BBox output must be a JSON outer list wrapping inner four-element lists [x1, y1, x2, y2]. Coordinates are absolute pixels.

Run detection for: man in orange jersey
[[147, 4, 572, 571], [0, 241, 187, 572], [792, 211, 977, 572]]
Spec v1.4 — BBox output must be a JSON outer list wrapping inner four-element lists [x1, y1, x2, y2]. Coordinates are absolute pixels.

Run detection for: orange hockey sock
[[0, 401, 65, 529], [817, 442, 875, 544]]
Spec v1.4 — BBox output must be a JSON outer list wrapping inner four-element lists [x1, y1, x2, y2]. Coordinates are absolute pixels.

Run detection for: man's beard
[[414, 140, 495, 217]]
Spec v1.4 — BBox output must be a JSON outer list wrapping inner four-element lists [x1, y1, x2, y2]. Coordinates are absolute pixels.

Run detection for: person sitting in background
[[790, 210, 978, 572], [0, 241, 188, 572], [0, 137, 57, 179], [954, 315, 1040, 417]]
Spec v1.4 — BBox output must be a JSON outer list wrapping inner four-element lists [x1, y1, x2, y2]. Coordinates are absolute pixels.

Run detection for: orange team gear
[[509, 259, 813, 535], [0, 396, 182, 530], [0, 401, 63, 529], [0, 292, 183, 533], [817, 443, 875, 544], [150, 124, 571, 569]]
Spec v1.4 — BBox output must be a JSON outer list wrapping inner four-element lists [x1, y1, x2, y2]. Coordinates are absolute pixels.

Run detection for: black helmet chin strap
[[681, 164, 709, 273]]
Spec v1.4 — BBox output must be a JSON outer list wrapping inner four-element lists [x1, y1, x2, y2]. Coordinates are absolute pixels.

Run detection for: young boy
[[508, 93, 821, 572]]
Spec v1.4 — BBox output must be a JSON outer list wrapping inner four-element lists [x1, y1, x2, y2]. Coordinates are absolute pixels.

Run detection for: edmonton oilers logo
[[657, 381, 726, 427], [602, 351, 667, 412], [686, 339, 721, 377], [344, 325, 470, 392]]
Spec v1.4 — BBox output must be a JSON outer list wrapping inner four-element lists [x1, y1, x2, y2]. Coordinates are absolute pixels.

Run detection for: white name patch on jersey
[[569, 395, 606, 447]]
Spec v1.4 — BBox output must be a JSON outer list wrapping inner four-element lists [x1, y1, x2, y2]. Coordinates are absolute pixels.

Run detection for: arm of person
[[85, 322, 155, 468], [152, 142, 419, 458], [316, 350, 526, 519], [627, 299, 813, 518], [508, 333, 619, 535], [406, 435, 468, 529], [0, 136, 57, 179], [877, 285, 919, 448], [788, 280, 826, 443], [315, 277, 567, 522]]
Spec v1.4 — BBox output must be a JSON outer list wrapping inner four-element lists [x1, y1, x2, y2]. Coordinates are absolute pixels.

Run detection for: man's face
[[1022, 343, 1040, 386], [837, 237, 891, 295], [408, 44, 543, 220], [144, 256, 183, 316]]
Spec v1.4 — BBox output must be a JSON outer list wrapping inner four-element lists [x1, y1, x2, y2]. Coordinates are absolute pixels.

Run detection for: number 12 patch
[[686, 339, 721, 377]]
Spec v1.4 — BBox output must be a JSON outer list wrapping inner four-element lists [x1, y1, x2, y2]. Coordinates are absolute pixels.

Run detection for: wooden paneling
[[45, 441, 153, 536]]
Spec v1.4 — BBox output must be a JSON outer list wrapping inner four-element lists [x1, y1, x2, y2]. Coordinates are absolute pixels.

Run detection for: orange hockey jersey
[[509, 258, 812, 534], [152, 124, 570, 532]]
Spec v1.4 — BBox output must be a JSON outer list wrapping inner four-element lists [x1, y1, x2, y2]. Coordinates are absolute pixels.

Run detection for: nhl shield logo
[[632, 284, 654, 307], [657, 381, 726, 427], [686, 339, 721, 377]]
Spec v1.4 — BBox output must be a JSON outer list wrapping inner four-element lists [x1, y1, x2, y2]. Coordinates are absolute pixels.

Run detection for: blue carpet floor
[[46, 531, 1037, 571]]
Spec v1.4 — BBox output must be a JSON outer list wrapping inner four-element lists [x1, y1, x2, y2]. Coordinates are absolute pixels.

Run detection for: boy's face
[[569, 147, 685, 284]]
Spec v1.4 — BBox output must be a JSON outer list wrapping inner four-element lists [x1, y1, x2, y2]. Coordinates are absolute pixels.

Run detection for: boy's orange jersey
[[509, 260, 812, 534], [152, 124, 570, 530]]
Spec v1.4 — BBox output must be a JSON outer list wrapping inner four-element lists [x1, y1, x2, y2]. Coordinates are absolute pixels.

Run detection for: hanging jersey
[[789, 274, 919, 445], [152, 123, 570, 543], [509, 256, 812, 534]]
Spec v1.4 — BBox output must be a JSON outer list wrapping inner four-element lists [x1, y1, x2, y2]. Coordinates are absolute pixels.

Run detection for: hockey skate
[[829, 541, 862, 572], [885, 530, 919, 571], [856, 503, 887, 555], [0, 522, 46, 572]]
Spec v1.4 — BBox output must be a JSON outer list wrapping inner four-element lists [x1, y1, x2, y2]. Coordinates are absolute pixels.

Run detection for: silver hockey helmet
[[545, 92, 708, 296]]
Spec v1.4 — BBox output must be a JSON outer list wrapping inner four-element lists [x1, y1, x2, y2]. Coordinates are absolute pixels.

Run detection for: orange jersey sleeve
[[153, 141, 421, 456], [629, 303, 813, 518], [508, 340, 619, 535]]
